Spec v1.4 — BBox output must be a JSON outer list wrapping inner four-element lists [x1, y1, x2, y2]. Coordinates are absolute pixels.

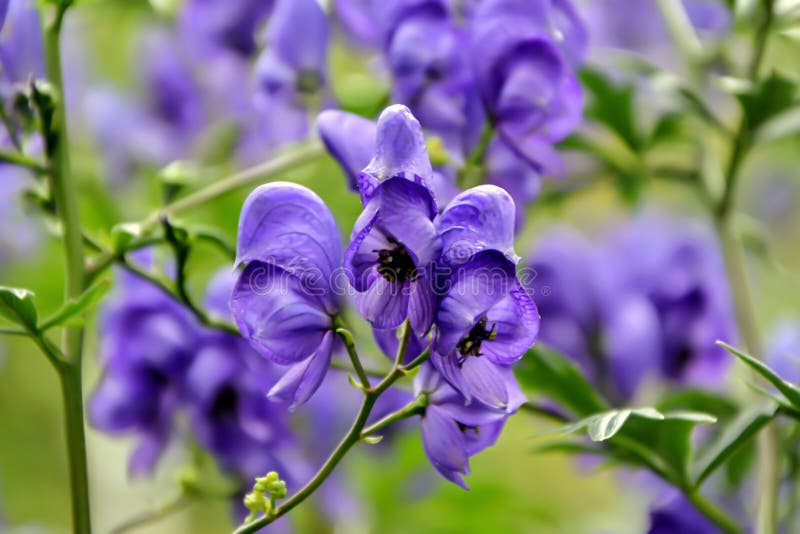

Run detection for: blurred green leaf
[[110, 222, 142, 253], [0, 287, 38, 331], [656, 389, 739, 419], [648, 112, 686, 146], [549, 408, 715, 443], [719, 341, 800, 408], [516, 345, 608, 417], [754, 107, 800, 144], [693, 405, 777, 487], [39, 279, 111, 331], [737, 72, 798, 132], [579, 68, 641, 151]]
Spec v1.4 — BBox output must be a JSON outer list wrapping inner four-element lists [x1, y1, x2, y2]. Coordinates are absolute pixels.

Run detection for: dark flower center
[[210, 385, 239, 418], [456, 316, 497, 361], [375, 237, 419, 283]]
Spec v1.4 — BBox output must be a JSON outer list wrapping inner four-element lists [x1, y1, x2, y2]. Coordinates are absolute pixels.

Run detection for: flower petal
[[421, 405, 470, 489], [437, 185, 519, 266], [482, 280, 540, 365], [264, 0, 328, 73], [268, 331, 334, 410], [356, 277, 411, 329], [231, 262, 332, 364], [431, 350, 510, 409], [316, 110, 377, 191]]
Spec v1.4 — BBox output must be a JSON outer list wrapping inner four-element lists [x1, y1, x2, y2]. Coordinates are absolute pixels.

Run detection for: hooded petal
[[235, 182, 341, 308], [356, 277, 411, 329], [231, 262, 333, 364], [435, 250, 517, 357], [268, 331, 334, 410], [420, 404, 470, 489], [437, 185, 519, 265], [373, 177, 440, 265], [359, 105, 434, 203], [317, 110, 377, 191]]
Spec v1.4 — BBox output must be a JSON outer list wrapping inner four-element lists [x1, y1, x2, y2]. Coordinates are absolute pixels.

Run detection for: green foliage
[[0, 287, 39, 331], [737, 72, 798, 133], [719, 341, 800, 408], [38, 279, 111, 331], [580, 68, 641, 151]]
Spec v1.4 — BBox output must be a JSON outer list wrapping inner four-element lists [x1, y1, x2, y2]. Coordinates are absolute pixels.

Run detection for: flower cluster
[[525, 215, 737, 404], [323, 0, 587, 225], [232, 104, 539, 487]]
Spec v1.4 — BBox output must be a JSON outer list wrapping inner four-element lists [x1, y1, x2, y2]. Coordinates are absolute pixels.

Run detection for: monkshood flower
[[413, 362, 524, 488], [231, 182, 343, 409], [186, 270, 294, 482], [333, 0, 379, 48], [253, 0, 330, 149], [432, 250, 538, 407], [178, 0, 273, 59], [384, 2, 485, 159], [0, 0, 44, 87], [470, 0, 585, 172], [318, 106, 459, 203], [345, 175, 441, 333], [89, 265, 199, 475]]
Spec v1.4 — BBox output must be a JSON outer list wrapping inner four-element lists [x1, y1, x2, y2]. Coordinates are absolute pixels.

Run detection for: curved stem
[[685, 490, 746, 534], [42, 2, 92, 532], [110, 496, 191, 534], [333, 319, 370, 390], [233, 328, 430, 533], [361, 395, 427, 438]]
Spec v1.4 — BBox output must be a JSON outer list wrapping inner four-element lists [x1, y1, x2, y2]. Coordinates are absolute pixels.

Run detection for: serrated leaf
[[693, 405, 777, 487], [719, 341, 800, 408], [0, 286, 38, 330], [39, 279, 111, 331], [516, 345, 608, 417]]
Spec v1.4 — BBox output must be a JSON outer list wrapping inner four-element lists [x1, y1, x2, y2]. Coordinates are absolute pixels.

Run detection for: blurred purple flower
[[317, 109, 377, 191], [254, 0, 329, 149], [766, 320, 800, 385], [432, 250, 538, 408], [0, 0, 44, 86], [89, 266, 198, 475], [178, 0, 273, 59], [345, 176, 441, 333], [648, 493, 721, 534], [413, 362, 524, 488], [333, 0, 380, 48], [0, 1, 8, 31], [471, 0, 584, 173], [231, 182, 342, 409]]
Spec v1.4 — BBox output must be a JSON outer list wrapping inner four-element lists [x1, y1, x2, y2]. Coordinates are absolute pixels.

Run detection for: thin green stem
[[0, 149, 49, 174], [330, 358, 388, 379], [110, 496, 192, 534], [656, 0, 704, 67], [333, 323, 371, 390], [684, 490, 747, 534], [233, 328, 430, 533], [519, 401, 570, 423], [42, 2, 92, 532], [361, 395, 427, 438], [0, 326, 28, 336]]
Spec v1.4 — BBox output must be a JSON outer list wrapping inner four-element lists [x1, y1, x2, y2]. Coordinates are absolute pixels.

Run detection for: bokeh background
[[1, 0, 799, 533]]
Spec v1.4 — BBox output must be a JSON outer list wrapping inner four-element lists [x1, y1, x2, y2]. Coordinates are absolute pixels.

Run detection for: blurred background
[[1, 0, 799, 533]]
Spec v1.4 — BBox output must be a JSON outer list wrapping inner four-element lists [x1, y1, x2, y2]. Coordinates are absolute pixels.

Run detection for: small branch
[[330, 358, 388, 379], [361, 395, 427, 438], [0, 326, 29, 336], [333, 322, 371, 390], [519, 402, 570, 423], [0, 149, 49, 174], [684, 489, 746, 534], [233, 333, 430, 533], [110, 496, 191, 534]]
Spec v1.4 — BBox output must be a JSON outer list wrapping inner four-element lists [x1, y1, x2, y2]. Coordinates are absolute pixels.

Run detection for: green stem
[[42, 2, 92, 532], [656, 0, 704, 67], [0, 149, 49, 173], [685, 490, 746, 534], [109, 496, 191, 534], [361, 395, 427, 438], [329, 358, 389, 379], [233, 329, 430, 533], [333, 323, 371, 390]]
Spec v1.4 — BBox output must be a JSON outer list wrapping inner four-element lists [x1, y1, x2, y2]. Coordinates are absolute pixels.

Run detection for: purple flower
[[178, 0, 274, 59], [345, 175, 441, 334], [89, 266, 198, 475], [385, 6, 485, 158], [0, 0, 44, 86], [253, 0, 329, 149], [413, 362, 524, 488], [333, 0, 380, 48], [231, 182, 342, 409], [648, 493, 721, 534], [471, 0, 584, 173], [484, 138, 548, 228], [432, 250, 538, 407], [317, 109, 377, 191], [0, 1, 8, 32], [357, 104, 436, 204], [765, 321, 800, 385]]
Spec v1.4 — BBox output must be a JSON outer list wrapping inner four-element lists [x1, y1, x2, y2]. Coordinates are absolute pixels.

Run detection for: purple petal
[[373, 177, 440, 264], [129, 424, 171, 476], [431, 350, 510, 409], [235, 182, 341, 308], [373, 326, 427, 364], [408, 277, 437, 335], [420, 405, 470, 489], [268, 331, 334, 410], [356, 277, 411, 329], [435, 251, 517, 357], [482, 280, 540, 365], [231, 262, 333, 364], [437, 185, 519, 266], [265, 0, 328, 72], [316, 110, 377, 191]]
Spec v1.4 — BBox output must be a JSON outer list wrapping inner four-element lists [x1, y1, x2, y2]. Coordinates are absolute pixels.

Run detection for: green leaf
[[693, 405, 777, 487], [39, 279, 111, 331], [718, 341, 800, 408], [110, 222, 142, 253], [753, 107, 800, 144], [0, 286, 38, 330], [656, 389, 740, 419], [516, 345, 608, 417], [579, 68, 641, 150], [737, 73, 798, 132]]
